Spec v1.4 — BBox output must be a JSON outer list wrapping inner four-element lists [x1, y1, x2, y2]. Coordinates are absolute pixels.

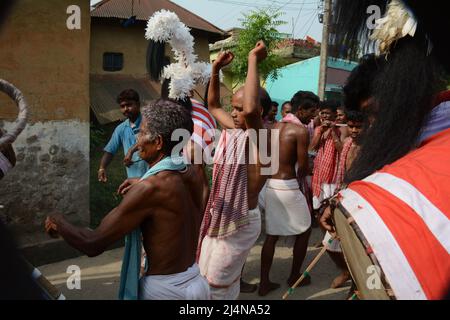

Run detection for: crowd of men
[[42, 40, 379, 300], [2, 0, 448, 301]]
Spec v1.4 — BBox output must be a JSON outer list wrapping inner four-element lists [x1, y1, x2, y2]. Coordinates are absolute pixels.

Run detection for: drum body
[[333, 204, 395, 300]]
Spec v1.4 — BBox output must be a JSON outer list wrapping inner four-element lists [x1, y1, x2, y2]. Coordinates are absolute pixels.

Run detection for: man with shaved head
[[197, 42, 273, 299]]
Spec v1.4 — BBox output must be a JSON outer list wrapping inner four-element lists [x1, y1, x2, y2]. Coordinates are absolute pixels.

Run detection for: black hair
[[319, 100, 339, 113], [331, 0, 447, 183], [117, 89, 140, 105], [331, 0, 388, 60], [160, 78, 193, 113], [345, 109, 364, 123], [260, 88, 272, 119], [402, 0, 450, 73], [203, 80, 210, 109], [344, 34, 443, 183], [141, 99, 193, 155], [343, 54, 385, 111], [290, 91, 320, 113], [281, 101, 291, 108], [146, 40, 170, 81], [271, 101, 279, 108]]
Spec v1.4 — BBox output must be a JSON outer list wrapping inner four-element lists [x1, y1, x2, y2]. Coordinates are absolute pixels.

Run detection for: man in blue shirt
[[98, 89, 148, 181]]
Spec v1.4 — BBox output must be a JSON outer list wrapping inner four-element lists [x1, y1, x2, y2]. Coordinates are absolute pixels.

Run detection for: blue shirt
[[104, 114, 149, 178]]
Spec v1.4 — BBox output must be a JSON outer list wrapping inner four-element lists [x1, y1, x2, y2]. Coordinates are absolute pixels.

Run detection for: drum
[[333, 203, 395, 300]]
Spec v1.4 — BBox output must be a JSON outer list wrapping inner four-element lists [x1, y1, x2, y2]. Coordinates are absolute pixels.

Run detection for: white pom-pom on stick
[[145, 10, 214, 99]]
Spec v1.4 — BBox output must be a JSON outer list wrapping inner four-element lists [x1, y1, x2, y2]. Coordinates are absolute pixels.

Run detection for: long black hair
[[146, 40, 170, 81], [331, 0, 447, 183], [331, 0, 388, 60]]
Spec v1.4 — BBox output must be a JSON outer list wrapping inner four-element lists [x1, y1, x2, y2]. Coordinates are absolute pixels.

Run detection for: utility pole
[[318, 0, 331, 100]]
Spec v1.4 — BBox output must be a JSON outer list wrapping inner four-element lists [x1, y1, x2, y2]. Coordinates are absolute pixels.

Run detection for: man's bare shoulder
[[123, 171, 182, 206], [140, 171, 182, 190], [284, 122, 308, 136], [123, 178, 158, 202], [274, 122, 308, 139]]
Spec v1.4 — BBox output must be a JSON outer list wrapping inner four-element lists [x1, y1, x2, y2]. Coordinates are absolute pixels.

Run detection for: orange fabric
[[379, 128, 450, 219], [347, 128, 450, 299], [349, 182, 449, 299]]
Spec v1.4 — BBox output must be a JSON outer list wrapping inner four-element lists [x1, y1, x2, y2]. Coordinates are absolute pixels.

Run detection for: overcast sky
[[90, 0, 323, 41]]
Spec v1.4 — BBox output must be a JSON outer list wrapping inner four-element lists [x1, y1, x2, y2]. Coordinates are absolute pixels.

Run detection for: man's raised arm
[[208, 51, 235, 129], [243, 41, 267, 130]]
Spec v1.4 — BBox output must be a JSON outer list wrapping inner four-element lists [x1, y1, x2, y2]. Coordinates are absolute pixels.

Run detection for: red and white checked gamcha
[[339, 128, 450, 299], [312, 127, 340, 197]]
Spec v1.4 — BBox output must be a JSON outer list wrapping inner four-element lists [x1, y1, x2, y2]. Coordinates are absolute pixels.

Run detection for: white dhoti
[[313, 183, 337, 210], [139, 264, 210, 300], [264, 179, 311, 236], [323, 231, 342, 252], [258, 182, 267, 213], [312, 182, 341, 251], [198, 207, 261, 300]]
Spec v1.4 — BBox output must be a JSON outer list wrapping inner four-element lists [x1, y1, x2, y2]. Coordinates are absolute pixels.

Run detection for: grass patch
[[89, 122, 217, 227], [90, 122, 127, 228]]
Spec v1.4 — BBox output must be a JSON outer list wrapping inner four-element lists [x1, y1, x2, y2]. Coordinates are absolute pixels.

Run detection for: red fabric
[[281, 113, 302, 126], [311, 127, 340, 197], [196, 130, 249, 261], [433, 90, 450, 107]]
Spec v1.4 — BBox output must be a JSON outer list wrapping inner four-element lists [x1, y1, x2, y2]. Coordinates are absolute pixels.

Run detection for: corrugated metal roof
[[90, 75, 160, 124], [90, 74, 233, 125], [91, 0, 224, 35]]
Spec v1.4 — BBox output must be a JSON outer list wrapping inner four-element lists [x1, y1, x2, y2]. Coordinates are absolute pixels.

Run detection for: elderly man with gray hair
[[45, 99, 210, 300]]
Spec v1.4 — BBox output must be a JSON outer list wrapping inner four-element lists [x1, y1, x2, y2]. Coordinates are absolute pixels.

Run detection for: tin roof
[[90, 74, 233, 125], [91, 0, 224, 36], [90, 75, 160, 124]]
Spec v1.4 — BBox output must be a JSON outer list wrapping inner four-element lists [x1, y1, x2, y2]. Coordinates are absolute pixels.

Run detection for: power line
[[208, 0, 318, 11], [292, 0, 306, 37], [294, 8, 316, 38], [301, 9, 319, 39], [276, 0, 294, 11], [215, 5, 244, 26]]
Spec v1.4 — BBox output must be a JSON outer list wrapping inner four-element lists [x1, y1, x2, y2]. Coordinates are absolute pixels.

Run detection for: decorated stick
[[282, 238, 333, 300]]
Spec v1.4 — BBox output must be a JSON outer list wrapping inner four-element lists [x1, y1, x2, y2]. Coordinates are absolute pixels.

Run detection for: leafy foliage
[[231, 10, 286, 83]]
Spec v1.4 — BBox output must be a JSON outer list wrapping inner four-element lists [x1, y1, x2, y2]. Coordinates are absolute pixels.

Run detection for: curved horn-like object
[[0, 79, 28, 148]]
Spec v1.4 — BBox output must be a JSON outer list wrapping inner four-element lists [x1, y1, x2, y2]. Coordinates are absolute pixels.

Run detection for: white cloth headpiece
[[145, 10, 219, 100], [370, 0, 419, 55]]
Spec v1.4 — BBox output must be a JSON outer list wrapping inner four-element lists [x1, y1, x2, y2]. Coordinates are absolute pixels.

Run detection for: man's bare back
[[271, 122, 309, 180], [138, 166, 205, 275]]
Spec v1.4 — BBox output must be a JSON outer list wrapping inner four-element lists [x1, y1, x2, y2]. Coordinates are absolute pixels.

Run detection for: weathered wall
[[0, 0, 90, 246], [0, 121, 89, 246], [90, 19, 212, 77]]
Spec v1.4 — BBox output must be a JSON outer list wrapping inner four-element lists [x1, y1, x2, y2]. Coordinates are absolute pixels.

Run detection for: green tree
[[231, 10, 286, 84]]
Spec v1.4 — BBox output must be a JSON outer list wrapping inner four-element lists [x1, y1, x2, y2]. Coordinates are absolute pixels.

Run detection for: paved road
[[39, 226, 350, 300]]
